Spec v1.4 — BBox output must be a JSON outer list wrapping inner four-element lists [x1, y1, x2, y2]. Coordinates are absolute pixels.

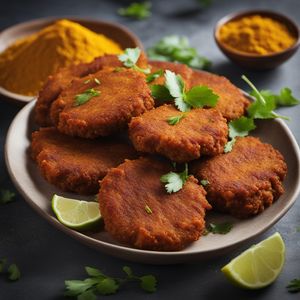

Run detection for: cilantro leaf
[[287, 278, 300, 293], [85, 266, 104, 278], [123, 266, 133, 277], [259, 88, 300, 107], [97, 278, 119, 295], [206, 222, 233, 234], [8, 264, 21, 281], [146, 69, 164, 83], [78, 290, 97, 300], [151, 85, 172, 102], [74, 88, 100, 106], [200, 179, 209, 186], [185, 86, 219, 108], [147, 35, 211, 70], [140, 275, 157, 293], [167, 114, 186, 125], [160, 163, 189, 193], [65, 279, 95, 296], [118, 2, 151, 20], [0, 189, 15, 204]]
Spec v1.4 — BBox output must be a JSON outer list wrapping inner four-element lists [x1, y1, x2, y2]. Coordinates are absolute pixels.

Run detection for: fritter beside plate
[[99, 157, 211, 251], [31, 127, 138, 195], [191, 137, 287, 218], [129, 104, 228, 162]]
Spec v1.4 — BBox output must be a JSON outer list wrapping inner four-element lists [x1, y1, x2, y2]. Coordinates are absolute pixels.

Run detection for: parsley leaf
[[160, 163, 189, 193], [0, 189, 15, 204], [146, 69, 164, 83], [151, 85, 172, 102], [167, 114, 186, 125], [287, 278, 300, 293], [259, 88, 299, 107], [200, 179, 209, 186], [8, 264, 21, 281], [206, 222, 233, 234], [185, 86, 219, 108], [78, 290, 96, 300], [147, 35, 211, 70], [96, 278, 119, 295], [74, 88, 100, 106], [118, 48, 150, 74], [118, 2, 151, 20], [140, 275, 157, 293]]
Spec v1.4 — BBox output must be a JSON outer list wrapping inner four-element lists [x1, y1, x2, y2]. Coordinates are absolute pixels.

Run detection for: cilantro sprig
[[118, 2, 151, 20], [0, 258, 21, 281], [147, 35, 211, 69], [74, 88, 100, 106], [64, 266, 157, 298], [167, 113, 186, 125], [118, 48, 150, 74], [160, 163, 189, 194], [205, 222, 233, 235], [287, 278, 300, 293], [146, 69, 164, 83], [152, 70, 219, 112], [0, 188, 15, 204]]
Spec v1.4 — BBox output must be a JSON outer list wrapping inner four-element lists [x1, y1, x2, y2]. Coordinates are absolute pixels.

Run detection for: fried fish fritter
[[191, 137, 287, 218], [50, 68, 154, 138], [35, 53, 148, 126], [129, 104, 228, 162], [99, 157, 211, 251], [31, 127, 138, 195]]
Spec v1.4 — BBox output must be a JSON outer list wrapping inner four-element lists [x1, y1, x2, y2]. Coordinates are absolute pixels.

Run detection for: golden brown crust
[[98, 157, 211, 251], [50, 68, 154, 138], [129, 104, 228, 162], [191, 137, 287, 218], [35, 53, 149, 126], [189, 70, 250, 120], [31, 127, 138, 195]]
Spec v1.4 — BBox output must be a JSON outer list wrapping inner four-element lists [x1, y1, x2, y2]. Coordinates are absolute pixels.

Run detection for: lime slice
[[52, 194, 101, 229], [222, 232, 285, 289]]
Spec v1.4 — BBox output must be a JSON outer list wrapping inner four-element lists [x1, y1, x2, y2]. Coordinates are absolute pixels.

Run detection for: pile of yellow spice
[[219, 15, 296, 55], [0, 19, 123, 96]]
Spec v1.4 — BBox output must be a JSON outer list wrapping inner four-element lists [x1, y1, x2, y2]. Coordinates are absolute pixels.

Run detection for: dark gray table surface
[[1, 0, 299, 299]]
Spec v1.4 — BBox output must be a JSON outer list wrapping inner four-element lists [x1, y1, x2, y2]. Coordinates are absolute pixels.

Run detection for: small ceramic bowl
[[0, 17, 143, 104], [214, 10, 300, 70]]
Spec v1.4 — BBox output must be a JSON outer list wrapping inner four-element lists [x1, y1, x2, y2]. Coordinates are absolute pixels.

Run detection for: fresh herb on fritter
[[200, 179, 209, 186], [287, 278, 300, 293], [118, 2, 152, 20], [118, 48, 150, 74], [167, 113, 186, 125], [0, 189, 15, 204], [160, 163, 189, 193], [153, 70, 219, 112], [146, 69, 164, 83], [94, 78, 100, 85], [206, 222, 233, 234], [74, 88, 100, 106], [0, 259, 21, 281], [147, 35, 211, 69], [145, 205, 153, 214], [64, 266, 157, 298]]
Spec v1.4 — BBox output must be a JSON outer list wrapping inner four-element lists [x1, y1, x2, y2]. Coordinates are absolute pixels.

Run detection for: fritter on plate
[[129, 104, 228, 162], [99, 157, 211, 251], [35, 53, 148, 126], [191, 136, 287, 218], [31, 127, 138, 195], [50, 68, 154, 138]]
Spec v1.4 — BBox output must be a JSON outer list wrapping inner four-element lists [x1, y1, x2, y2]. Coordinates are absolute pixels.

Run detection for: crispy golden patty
[[31, 127, 138, 195], [35, 53, 149, 126], [129, 104, 228, 162], [191, 137, 287, 218], [50, 68, 154, 138], [99, 157, 211, 251]]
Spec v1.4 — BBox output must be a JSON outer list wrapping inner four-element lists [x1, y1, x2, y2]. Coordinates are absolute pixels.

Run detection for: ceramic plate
[[5, 99, 300, 264], [0, 17, 142, 103]]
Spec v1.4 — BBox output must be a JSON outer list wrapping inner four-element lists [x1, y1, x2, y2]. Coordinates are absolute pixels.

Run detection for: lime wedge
[[52, 194, 101, 230], [222, 232, 285, 289]]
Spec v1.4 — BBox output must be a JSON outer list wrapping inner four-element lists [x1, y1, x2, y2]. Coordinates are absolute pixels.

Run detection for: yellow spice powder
[[219, 15, 296, 55], [0, 19, 123, 96]]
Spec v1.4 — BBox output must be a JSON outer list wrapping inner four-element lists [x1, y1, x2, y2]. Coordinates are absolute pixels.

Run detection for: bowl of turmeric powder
[[0, 17, 142, 103], [214, 10, 300, 70]]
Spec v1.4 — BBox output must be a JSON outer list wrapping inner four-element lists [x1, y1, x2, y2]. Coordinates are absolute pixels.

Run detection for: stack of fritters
[[31, 53, 287, 251]]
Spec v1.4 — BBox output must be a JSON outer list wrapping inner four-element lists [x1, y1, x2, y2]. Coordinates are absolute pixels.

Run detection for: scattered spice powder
[[0, 19, 122, 96], [219, 14, 296, 55]]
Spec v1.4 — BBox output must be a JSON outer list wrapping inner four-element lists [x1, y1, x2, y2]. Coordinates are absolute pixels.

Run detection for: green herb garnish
[[118, 48, 150, 74], [200, 179, 209, 186], [0, 259, 20, 281], [94, 78, 100, 85], [287, 278, 300, 293], [153, 70, 219, 112], [146, 69, 164, 83], [160, 163, 189, 194], [145, 205, 153, 214], [74, 88, 100, 106], [206, 222, 233, 234], [0, 189, 15, 204], [167, 114, 186, 125], [147, 35, 211, 69], [118, 2, 151, 20], [64, 266, 157, 298]]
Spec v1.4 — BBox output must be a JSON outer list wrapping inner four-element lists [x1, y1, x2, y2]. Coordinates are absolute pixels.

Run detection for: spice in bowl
[[0, 19, 123, 96], [218, 14, 297, 55]]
